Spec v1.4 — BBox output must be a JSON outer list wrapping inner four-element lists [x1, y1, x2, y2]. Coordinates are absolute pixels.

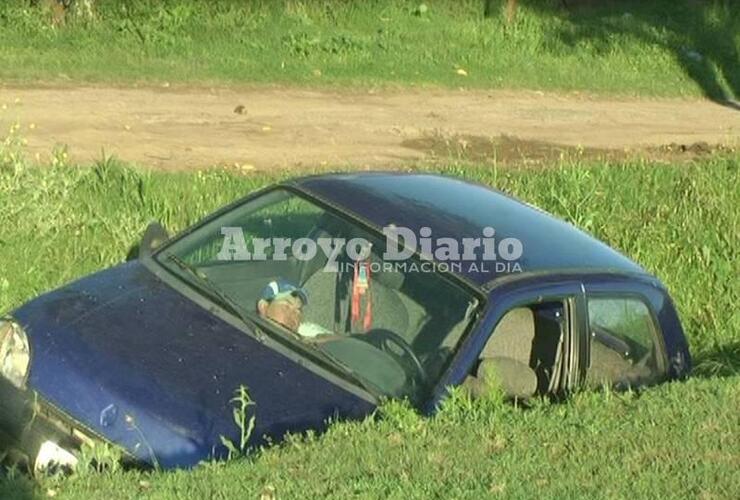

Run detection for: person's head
[[256, 279, 308, 333]]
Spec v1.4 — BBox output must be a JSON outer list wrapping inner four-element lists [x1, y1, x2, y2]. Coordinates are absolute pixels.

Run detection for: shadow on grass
[[692, 341, 740, 378], [491, 0, 739, 107]]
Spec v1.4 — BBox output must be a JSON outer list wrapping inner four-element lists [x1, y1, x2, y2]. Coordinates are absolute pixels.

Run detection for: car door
[[428, 278, 588, 407]]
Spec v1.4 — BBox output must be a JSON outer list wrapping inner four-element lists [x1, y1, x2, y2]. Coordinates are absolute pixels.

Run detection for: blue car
[[0, 173, 691, 471]]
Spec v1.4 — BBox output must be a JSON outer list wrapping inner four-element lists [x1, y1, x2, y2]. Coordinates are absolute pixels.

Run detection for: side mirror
[[139, 221, 170, 258], [126, 221, 170, 261]]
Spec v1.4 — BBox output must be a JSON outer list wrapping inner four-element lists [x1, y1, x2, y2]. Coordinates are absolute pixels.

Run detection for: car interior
[[189, 209, 477, 401], [466, 298, 664, 399], [295, 217, 477, 393]]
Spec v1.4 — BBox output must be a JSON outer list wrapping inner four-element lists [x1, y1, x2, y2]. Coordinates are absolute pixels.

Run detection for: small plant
[[123, 413, 160, 470], [75, 441, 123, 476], [220, 385, 256, 460], [1, 122, 27, 173], [412, 3, 429, 17], [50, 144, 70, 168], [377, 398, 424, 434]]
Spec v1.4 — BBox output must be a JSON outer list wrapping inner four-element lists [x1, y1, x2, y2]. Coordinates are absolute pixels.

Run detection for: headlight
[[0, 318, 30, 389]]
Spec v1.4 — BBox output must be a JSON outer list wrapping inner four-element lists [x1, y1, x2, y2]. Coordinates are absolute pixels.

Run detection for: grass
[[0, 132, 738, 498], [3, 382, 739, 499], [0, 0, 738, 100]]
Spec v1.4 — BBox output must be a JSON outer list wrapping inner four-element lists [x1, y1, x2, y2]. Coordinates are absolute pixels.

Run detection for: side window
[[463, 300, 574, 399], [586, 297, 665, 388]]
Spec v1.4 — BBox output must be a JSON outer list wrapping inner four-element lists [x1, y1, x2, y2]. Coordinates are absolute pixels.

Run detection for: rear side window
[[586, 297, 665, 388]]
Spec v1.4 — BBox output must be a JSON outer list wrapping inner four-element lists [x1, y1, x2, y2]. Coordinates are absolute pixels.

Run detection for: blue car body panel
[[5, 173, 691, 469], [12, 261, 375, 468]]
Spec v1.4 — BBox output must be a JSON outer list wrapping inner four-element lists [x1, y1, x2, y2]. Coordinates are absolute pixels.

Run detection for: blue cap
[[260, 279, 308, 305]]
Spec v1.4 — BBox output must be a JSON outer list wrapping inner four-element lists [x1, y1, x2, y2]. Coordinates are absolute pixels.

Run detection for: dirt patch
[[0, 85, 737, 170], [402, 133, 734, 167], [654, 141, 717, 156], [401, 133, 615, 166]]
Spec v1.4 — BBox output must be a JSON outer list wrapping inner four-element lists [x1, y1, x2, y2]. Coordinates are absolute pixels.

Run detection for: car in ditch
[[0, 173, 691, 471]]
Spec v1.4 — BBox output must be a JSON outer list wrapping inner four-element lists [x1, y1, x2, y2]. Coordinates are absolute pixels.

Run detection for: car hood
[[12, 261, 374, 468]]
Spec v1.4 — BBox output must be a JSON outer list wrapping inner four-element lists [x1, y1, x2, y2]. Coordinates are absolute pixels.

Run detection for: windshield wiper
[[165, 253, 258, 331]]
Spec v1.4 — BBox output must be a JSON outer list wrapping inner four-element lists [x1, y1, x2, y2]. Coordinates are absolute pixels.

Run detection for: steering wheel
[[355, 329, 429, 387]]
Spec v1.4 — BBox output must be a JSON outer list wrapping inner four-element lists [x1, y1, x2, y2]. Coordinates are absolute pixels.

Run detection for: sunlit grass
[[2, 379, 739, 499], [0, 0, 737, 98]]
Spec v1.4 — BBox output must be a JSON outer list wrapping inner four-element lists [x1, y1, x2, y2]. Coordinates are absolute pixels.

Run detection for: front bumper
[[0, 378, 122, 471]]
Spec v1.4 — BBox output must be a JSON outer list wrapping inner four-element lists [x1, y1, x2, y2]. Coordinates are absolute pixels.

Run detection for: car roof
[[290, 172, 646, 287]]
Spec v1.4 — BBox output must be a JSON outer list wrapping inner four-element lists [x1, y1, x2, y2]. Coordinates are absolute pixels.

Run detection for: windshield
[[156, 188, 479, 402]]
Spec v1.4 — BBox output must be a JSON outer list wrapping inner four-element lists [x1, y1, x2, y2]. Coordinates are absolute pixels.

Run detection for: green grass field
[[1, 0, 738, 99], [2, 1, 738, 498], [0, 132, 738, 498]]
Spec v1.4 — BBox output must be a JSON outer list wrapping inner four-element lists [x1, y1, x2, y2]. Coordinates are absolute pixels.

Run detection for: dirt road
[[1, 85, 738, 170]]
